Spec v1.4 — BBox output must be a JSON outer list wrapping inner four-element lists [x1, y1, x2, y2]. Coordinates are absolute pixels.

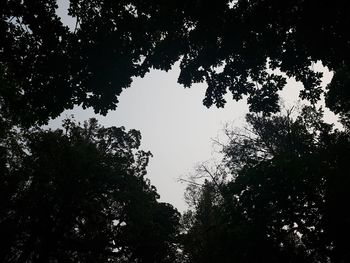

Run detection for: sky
[[53, 0, 336, 212]]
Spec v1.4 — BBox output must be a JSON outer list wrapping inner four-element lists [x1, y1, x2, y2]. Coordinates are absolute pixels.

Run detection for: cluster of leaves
[[0, 117, 180, 262], [182, 107, 350, 263], [0, 0, 186, 125], [1, 0, 350, 125]]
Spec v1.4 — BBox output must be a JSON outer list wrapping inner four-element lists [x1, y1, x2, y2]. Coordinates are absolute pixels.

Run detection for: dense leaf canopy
[[1, 0, 350, 124], [1, 1, 350, 262], [0, 117, 180, 262], [182, 107, 350, 263]]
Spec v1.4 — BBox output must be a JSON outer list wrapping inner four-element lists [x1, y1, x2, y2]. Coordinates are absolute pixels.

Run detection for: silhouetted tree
[[0, 117, 180, 262], [0, 0, 186, 125], [182, 107, 350, 263], [1, 1, 350, 124]]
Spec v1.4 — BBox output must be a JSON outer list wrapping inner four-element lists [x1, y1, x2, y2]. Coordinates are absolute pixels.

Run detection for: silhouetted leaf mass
[[1, 1, 350, 124]]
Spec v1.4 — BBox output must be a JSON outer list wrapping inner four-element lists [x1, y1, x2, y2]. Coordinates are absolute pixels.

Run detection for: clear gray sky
[[53, 1, 335, 212]]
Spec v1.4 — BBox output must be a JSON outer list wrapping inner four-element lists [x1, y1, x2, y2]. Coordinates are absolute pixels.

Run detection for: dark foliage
[[1, 1, 350, 262], [1, 0, 350, 124], [0, 117, 180, 262], [182, 107, 350, 263]]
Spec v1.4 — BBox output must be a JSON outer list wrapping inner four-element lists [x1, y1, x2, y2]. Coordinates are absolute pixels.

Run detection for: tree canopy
[[182, 107, 350, 263], [1, 0, 350, 124], [0, 117, 180, 262], [1, 1, 350, 262]]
